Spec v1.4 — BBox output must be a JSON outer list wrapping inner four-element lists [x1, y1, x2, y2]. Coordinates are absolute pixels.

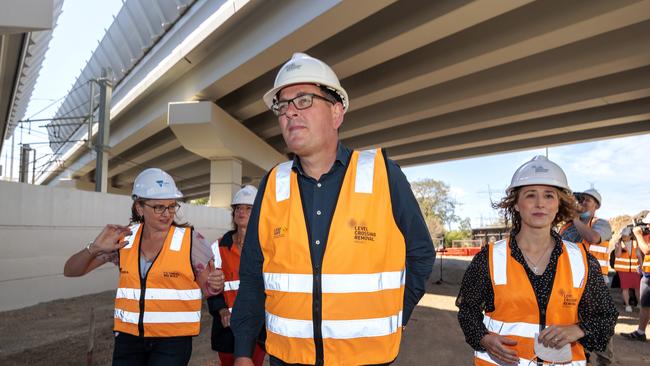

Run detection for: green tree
[[411, 178, 460, 240]]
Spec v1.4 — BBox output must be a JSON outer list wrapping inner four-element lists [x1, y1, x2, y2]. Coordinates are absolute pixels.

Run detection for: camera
[[628, 214, 650, 235], [573, 192, 584, 202]]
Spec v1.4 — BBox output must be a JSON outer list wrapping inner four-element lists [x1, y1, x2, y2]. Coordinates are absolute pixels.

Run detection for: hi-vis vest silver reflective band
[[116, 288, 202, 301], [491, 240, 586, 288], [475, 351, 586, 366], [274, 149, 377, 201], [122, 223, 186, 252], [263, 271, 405, 293], [266, 311, 403, 340], [589, 244, 609, 268], [122, 223, 187, 252], [115, 309, 201, 324], [224, 280, 240, 291]]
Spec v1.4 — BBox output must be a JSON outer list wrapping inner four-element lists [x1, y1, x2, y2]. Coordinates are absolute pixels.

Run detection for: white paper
[[211, 240, 222, 268], [534, 333, 572, 363]]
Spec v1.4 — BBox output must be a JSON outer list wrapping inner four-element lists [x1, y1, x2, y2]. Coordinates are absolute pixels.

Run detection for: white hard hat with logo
[[507, 155, 570, 192], [232, 185, 258, 206], [263, 52, 349, 112], [132, 168, 183, 200], [582, 188, 602, 207]]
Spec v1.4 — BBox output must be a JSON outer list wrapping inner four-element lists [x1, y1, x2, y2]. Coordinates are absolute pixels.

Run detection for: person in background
[[613, 227, 641, 313], [456, 156, 617, 366], [64, 168, 224, 366], [622, 211, 650, 342], [231, 52, 435, 366], [208, 185, 266, 366], [558, 188, 614, 366], [559, 189, 612, 283]]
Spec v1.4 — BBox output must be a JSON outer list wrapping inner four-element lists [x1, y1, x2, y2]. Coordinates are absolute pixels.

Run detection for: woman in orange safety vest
[[64, 168, 225, 366], [614, 227, 642, 313], [456, 156, 617, 366], [207, 185, 266, 366]]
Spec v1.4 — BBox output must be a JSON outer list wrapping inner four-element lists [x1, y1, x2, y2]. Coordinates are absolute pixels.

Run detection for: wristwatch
[[85, 242, 96, 255]]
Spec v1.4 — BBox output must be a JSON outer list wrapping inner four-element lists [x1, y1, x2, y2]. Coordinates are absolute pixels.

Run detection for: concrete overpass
[[39, 0, 650, 205]]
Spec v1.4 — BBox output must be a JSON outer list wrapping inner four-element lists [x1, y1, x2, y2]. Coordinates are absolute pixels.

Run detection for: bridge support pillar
[[209, 158, 242, 208]]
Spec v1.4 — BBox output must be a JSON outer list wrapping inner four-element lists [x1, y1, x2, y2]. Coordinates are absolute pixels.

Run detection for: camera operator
[[559, 188, 614, 365], [622, 211, 650, 342]]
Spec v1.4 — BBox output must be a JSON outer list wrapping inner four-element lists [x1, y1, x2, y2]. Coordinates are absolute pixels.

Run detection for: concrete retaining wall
[[0, 181, 231, 311]]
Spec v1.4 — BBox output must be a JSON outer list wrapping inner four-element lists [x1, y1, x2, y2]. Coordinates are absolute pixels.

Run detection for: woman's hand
[[90, 225, 132, 255], [538, 324, 584, 349], [219, 308, 231, 328], [480, 333, 519, 364], [207, 264, 225, 294]]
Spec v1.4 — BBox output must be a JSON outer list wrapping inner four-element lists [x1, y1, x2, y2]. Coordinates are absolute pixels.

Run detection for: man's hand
[[234, 357, 255, 366], [480, 333, 519, 364], [219, 308, 232, 328]]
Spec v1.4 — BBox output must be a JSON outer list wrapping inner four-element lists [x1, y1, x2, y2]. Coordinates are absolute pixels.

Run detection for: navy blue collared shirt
[[231, 143, 435, 362]]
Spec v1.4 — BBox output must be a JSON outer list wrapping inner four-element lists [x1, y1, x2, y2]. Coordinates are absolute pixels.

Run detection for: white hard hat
[[263, 52, 349, 112], [621, 227, 632, 236], [642, 212, 650, 224], [582, 188, 602, 207], [232, 185, 257, 206], [132, 168, 183, 200], [507, 155, 569, 192]]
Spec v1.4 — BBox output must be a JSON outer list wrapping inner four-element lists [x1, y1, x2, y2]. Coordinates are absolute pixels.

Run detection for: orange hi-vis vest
[[614, 242, 639, 273], [559, 218, 609, 275], [259, 149, 406, 366], [114, 224, 202, 337], [475, 239, 588, 366], [213, 236, 241, 311]]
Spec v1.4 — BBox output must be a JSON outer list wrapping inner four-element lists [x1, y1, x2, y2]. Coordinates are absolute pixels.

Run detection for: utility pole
[[10, 134, 15, 181], [32, 149, 36, 184], [95, 68, 112, 193], [19, 144, 32, 183]]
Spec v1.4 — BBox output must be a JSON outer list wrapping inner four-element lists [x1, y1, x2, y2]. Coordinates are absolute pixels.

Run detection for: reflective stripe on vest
[[114, 224, 201, 337], [644, 255, 650, 274], [263, 270, 405, 293], [475, 350, 587, 366], [477, 239, 587, 365], [260, 149, 406, 365], [266, 310, 403, 339]]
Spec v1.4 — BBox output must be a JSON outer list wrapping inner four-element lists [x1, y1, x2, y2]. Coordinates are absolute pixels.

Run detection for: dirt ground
[[1, 257, 648, 365]]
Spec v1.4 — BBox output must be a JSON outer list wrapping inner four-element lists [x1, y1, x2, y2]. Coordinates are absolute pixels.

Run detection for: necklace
[[521, 243, 553, 275]]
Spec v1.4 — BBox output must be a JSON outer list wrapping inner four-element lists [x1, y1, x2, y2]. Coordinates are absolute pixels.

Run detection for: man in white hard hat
[[560, 188, 612, 280], [622, 211, 650, 342], [559, 188, 614, 365], [231, 53, 435, 366]]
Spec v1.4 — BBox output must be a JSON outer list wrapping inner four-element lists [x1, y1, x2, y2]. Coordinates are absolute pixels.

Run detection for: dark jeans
[[112, 332, 192, 366]]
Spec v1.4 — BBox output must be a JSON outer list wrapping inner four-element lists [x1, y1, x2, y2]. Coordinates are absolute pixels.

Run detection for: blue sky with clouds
[[4, 0, 650, 228], [403, 134, 650, 226]]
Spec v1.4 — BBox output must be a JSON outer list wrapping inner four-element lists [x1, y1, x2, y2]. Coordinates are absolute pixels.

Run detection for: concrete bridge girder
[[168, 101, 284, 207]]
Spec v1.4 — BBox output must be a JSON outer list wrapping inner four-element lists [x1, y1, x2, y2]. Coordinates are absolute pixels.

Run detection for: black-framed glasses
[[271, 93, 335, 116], [142, 202, 180, 215]]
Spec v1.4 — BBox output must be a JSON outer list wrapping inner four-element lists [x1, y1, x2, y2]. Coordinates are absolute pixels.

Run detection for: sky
[[2, 0, 649, 227], [1, 0, 123, 181]]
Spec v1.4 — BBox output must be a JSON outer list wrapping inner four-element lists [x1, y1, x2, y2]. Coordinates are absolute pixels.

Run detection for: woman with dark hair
[[456, 156, 617, 365], [207, 185, 266, 366], [64, 168, 224, 366]]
